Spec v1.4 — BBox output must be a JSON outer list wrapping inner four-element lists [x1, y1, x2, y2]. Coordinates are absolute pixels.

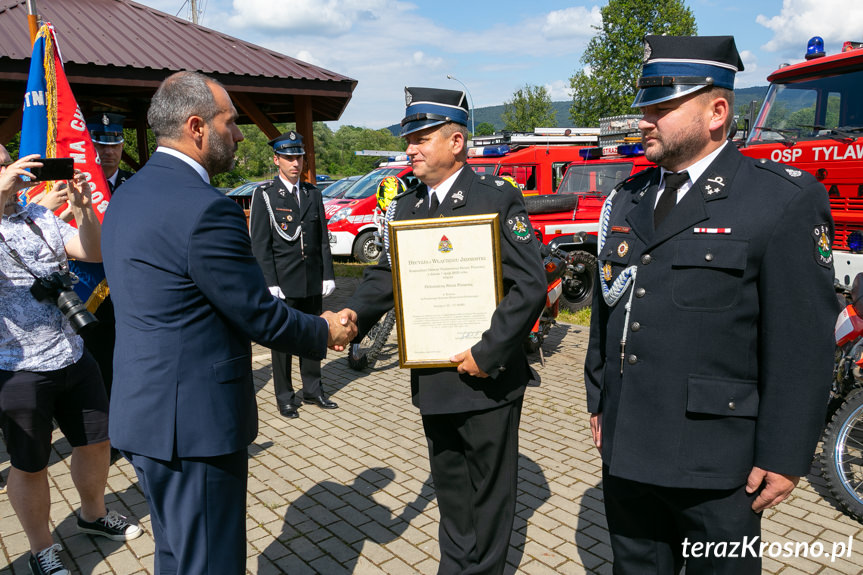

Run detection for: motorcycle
[[820, 272, 863, 521], [523, 242, 568, 364], [348, 176, 403, 371]]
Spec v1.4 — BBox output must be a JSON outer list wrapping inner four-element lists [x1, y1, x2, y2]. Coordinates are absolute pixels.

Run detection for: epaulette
[[615, 166, 657, 194], [258, 180, 274, 190], [477, 174, 517, 192], [752, 157, 812, 187]]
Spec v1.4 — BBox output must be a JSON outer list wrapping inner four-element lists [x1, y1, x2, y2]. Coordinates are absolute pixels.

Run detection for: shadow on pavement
[[506, 454, 551, 573], [259, 467, 434, 573]]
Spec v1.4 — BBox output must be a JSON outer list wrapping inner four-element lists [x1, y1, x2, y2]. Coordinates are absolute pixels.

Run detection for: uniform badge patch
[[438, 235, 453, 253], [280, 223, 288, 231], [602, 262, 613, 281], [617, 241, 629, 258], [813, 223, 833, 267], [452, 190, 464, 202], [508, 215, 532, 242]]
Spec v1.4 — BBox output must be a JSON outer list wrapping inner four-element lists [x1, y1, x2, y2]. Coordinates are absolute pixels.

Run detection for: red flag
[[21, 24, 111, 223]]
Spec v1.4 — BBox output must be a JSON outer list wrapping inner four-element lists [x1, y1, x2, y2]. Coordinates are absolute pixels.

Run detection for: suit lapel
[[625, 169, 659, 245], [299, 183, 313, 219], [408, 183, 430, 219], [436, 168, 472, 217]]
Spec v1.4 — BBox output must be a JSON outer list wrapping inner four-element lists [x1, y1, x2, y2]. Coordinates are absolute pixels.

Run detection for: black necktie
[[292, 186, 300, 207], [429, 192, 440, 216], [654, 171, 689, 227]]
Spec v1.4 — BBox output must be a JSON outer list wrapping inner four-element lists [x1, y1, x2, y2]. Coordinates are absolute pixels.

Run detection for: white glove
[[322, 280, 336, 298], [268, 286, 285, 299]]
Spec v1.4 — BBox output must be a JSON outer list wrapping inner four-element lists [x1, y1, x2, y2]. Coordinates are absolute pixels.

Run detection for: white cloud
[[734, 49, 761, 87], [227, 0, 402, 35], [544, 79, 571, 101], [542, 6, 602, 40], [755, 0, 863, 57]]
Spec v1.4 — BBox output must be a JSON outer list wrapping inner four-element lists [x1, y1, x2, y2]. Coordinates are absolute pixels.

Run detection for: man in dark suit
[[342, 87, 546, 574], [584, 36, 836, 574], [249, 131, 338, 418], [101, 71, 356, 574]]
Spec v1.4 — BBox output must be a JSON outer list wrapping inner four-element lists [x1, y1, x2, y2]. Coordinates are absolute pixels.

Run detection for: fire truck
[[736, 37, 863, 289]]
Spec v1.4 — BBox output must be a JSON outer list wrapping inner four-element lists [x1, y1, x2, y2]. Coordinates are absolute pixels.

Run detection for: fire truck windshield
[[748, 68, 863, 145], [557, 162, 634, 196]]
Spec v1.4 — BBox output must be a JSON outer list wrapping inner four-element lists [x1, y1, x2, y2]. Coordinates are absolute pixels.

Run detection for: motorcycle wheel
[[560, 250, 597, 312], [820, 387, 863, 522], [347, 309, 396, 371]]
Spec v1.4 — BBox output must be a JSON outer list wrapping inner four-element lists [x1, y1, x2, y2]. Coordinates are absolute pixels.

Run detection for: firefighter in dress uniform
[[341, 87, 547, 574], [584, 35, 837, 574], [249, 131, 337, 419]]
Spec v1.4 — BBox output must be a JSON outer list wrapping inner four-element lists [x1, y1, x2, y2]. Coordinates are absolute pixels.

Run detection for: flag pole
[[26, 0, 40, 44]]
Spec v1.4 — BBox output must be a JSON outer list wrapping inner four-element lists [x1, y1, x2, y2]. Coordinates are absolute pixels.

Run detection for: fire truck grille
[[830, 197, 863, 251]]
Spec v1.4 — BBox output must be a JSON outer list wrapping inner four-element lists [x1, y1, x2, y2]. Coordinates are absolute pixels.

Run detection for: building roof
[[0, 0, 357, 132]]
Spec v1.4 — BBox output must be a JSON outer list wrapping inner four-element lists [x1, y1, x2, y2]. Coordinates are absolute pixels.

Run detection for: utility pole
[[189, 0, 198, 24]]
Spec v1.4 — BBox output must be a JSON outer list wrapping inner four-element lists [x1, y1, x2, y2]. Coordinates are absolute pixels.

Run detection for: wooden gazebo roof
[[0, 0, 356, 175]]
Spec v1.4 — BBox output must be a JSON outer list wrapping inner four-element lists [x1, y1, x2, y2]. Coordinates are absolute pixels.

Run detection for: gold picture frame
[[388, 214, 504, 369]]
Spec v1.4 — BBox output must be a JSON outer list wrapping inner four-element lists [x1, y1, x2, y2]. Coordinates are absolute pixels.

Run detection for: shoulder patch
[[813, 223, 833, 268], [507, 215, 533, 243]]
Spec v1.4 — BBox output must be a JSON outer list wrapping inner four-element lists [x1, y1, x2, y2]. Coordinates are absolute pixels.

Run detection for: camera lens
[[55, 290, 99, 334]]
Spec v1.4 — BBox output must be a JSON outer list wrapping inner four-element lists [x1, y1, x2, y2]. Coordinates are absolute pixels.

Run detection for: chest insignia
[[415, 198, 424, 209], [280, 223, 288, 230], [452, 190, 464, 202], [617, 241, 629, 258], [602, 262, 613, 281], [611, 226, 631, 234], [286, 215, 293, 222]]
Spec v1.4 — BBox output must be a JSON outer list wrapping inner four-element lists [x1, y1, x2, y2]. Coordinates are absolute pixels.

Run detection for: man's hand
[[590, 412, 602, 452], [322, 280, 336, 298], [268, 286, 285, 299], [65, 171, 93, 211], [746, 466, 800, 512], [450, 349, 488, 378], [322, 308, 357, 351], [0, 154, 42, 205]]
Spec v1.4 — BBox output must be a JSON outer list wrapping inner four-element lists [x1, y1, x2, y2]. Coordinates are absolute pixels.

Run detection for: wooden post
[[294, 95, 315, 183]]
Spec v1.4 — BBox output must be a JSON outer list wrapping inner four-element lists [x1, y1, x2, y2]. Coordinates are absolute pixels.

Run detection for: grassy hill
[[386, 86, 769, 135]]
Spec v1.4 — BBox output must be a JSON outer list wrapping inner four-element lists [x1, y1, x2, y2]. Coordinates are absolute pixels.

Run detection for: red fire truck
[[736, 37, 863, 289]]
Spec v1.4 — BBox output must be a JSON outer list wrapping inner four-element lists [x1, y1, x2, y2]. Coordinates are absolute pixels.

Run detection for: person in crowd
[[341, 87, 546, 574], [250, 130, 338, 418], [0, 145, 141, 575], [87, 113, 134, 193], [584, 35, 836, 574], [101, 71, 356, 574]]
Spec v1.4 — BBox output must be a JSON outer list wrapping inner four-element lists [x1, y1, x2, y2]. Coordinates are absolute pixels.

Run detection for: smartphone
[[29, 158, 74, 182]]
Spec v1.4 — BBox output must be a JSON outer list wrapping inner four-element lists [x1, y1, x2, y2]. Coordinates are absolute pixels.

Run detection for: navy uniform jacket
[[348, 167, 547, 415], [249, 178, 334, 298], [584, 143, 836, 489], [108, 169, 135, 194], [102, 152, 329, 460]]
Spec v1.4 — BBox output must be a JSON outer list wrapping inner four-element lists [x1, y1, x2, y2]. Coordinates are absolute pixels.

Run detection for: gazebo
[[0, 0, 357, 179]]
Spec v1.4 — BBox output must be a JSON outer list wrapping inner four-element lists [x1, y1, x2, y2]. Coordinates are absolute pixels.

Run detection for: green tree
[[569, 0, 697, 126], [474, 122, 496, 136], [501, 85, 557, 132]]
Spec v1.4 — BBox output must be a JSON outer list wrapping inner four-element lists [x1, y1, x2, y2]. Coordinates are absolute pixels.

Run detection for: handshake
[[321, 308, 358, 351]]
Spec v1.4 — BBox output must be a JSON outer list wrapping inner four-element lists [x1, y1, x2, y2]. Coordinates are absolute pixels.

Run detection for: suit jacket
[[584, 144, 836, 489], [348, 167, 546, 415], [248, 178, 334, 298], [102, 152, 329, 460]]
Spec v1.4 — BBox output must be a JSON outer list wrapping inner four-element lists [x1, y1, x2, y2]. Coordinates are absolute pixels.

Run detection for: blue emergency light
[[848, 231, 863, 253], [579, 147, 603, 160], [805, 36, 825, 60], [469, 145, 510, 158], [617, 143, 644, 156]]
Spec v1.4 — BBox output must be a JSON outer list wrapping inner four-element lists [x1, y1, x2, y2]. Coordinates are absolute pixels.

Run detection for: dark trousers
[[273, 294, 322, 407], [422, 397, 523, 575], [125, 449, 248, 575], [603, 467, 762, 575], [81, 296, 116, 398]]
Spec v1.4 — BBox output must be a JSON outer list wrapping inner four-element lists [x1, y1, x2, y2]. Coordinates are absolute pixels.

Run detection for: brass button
[[635, 287, 646, 298], [705, 252, 714, 262], [627, 355, 638, 365], [631, 322, 641, 332], [641, 254, 652, 265], [728, 401, 736, 410]]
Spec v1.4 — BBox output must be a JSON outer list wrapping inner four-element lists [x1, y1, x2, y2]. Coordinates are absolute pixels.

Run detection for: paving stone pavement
[[2, 276, 863, 574]]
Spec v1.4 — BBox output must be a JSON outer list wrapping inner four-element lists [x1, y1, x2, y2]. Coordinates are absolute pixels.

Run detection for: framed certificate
[[388, 214, 504, 368]]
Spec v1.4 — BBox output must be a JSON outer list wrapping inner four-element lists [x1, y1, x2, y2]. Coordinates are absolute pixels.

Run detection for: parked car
[[225, 180, 267, 213], [322, 175, 361, 200]]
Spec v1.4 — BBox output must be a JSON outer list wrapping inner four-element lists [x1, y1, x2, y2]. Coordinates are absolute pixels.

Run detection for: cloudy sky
[[133, 0, 863, 129]]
